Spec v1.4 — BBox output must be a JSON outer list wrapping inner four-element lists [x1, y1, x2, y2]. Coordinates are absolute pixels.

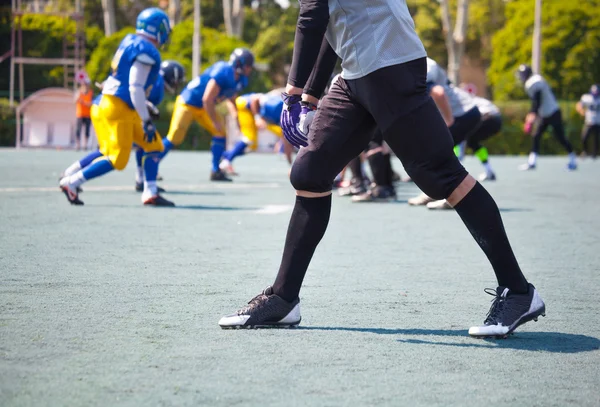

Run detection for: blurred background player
[[576, 84, 600, 159], [351, 130, 397, 202], [463, 95, 502, 181], [517, 64, 577, 171], [59, 7, 171, 206], [409, 57, 481, 209], [158, 48, 254, 182], [60, 66, 175, 195], [134, 60, 186, 192], [74, 78, 93, 151], [220, 91, 292, 175]]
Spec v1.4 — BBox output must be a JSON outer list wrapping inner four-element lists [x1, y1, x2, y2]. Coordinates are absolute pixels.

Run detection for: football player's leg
[[161, 97, 194, 161], [549, 111, 576, 169], [523, 117, 549, 169], [594, 126, 600, 158], [384, 98, 528, 294], [468, 116, 501, 181], [134, 147, 144, 190], [195, 109, 230, 180], [271, 81, 376, 303], [222, 103, 256, 163], [221, 107, 256, 176], [83, 118, 91, 150], [62, 150, 103, 177], [135, 128, 172, 206], [581, 125, 592, 156]]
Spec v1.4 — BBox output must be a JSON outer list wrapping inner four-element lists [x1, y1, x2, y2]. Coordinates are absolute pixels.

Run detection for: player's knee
[[405, 153, 467, 200], [110, 154, 129, 171], [290, 154, 333, 193]]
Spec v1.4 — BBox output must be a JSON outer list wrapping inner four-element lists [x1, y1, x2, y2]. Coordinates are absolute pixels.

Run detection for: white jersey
[[326, 0, 427, 80], [472, 96, 500, 118], [524, 74, 559, 118], [426, 58, 475, 118], [580, 94, 600, 125]]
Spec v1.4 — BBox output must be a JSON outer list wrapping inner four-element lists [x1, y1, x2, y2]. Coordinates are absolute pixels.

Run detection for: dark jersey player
[[517, 64, 577, 171], [218, 0, 546, 338]]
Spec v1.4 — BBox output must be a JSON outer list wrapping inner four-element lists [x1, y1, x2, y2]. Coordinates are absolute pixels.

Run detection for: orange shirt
[[76, 90, 93, 118]]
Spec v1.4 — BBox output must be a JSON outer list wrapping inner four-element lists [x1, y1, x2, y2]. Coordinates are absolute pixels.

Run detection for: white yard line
[[254, 205, 293, 214], [0, 183, 282, 193]]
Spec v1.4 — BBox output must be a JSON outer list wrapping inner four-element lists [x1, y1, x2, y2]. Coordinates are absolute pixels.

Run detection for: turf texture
[[0, 149, 599, 406]]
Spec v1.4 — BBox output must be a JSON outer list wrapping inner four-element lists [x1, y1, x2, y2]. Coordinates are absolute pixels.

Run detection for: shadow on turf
[[299, 327, 599, 353], [161, 190, 225, 196], [498, 208, 534, 213]]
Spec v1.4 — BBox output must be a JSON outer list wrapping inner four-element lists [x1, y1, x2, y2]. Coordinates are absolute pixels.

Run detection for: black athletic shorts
[[450, 107, 481, 146], [291, 57, 467, 196]]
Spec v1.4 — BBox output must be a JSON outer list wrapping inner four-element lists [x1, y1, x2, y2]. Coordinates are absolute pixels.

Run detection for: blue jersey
[[94, 75, 164, 108], [147, 75, 165, 106], [180, 61, 248, 108], [101, 34, 161, 110], [260, 94, 284, 125]]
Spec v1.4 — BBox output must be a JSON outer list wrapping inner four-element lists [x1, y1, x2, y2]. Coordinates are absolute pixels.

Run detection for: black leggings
[[76, 117, 91, 141], [290, 59, 467, 200], [532, 110, 573, 154], [581, 124, 600, 157], [467, 115, 502, 152]]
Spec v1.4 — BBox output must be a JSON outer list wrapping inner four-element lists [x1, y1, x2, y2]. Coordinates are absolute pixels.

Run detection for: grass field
[[1, 149, 599, 406]]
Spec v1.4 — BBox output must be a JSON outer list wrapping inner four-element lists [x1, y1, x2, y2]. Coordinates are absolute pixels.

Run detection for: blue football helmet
[[160, 60, 185, 93], [136, 8, 171, 47], [229, 48, 255, 73], [591, 84, 600, 97]]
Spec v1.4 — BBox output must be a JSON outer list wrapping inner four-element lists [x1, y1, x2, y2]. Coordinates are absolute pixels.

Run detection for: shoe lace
[[483, 288, 518, 325], [238, 292, 269, 315]]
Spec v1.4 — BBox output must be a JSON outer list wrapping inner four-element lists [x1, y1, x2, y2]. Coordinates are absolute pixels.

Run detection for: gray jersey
[[472, 96, 500, 118], [426, 58, 475, 118], [524, 74, 559, 118], [580, 94, 600, 125], [326, 0, 427, 81]]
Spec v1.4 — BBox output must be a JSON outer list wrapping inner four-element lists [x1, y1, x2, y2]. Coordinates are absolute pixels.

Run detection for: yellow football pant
[[166, 96, 221, 146], [235, 97, 282, 151], [92, 95, 163, 170]]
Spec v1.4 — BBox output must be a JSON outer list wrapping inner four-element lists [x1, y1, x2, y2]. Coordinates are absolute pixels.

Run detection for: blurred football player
[[517, 64, 576, 171], [576, 84, 600, 159], [409, 58, 481, 209], [134, 60, 186, 191], [464, 95, 502, 182], [62, 61, 184, 197], [159, 48, 254, 182], [59, 8, 172, 206], [219, 91, 293, 175]]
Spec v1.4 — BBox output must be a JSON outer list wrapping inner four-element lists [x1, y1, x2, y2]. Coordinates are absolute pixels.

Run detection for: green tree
[[489, 0, 600, 101]]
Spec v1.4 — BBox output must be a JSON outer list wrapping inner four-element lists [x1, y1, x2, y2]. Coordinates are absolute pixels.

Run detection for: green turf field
[[1, 149, 599, 406]]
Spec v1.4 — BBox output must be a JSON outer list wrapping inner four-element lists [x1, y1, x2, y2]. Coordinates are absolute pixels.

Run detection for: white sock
[[144, 180, 158, 197], [528, 152, 537, 166], [136, 166, 144, 183], [69, 171, 86, 188], [483, 162, 493, 174], [63, 161, 81, 177]]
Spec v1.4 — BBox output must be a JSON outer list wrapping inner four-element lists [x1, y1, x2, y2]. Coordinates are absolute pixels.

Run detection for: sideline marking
[[0, 183, 282, 194], [254, 205, 292, 214]]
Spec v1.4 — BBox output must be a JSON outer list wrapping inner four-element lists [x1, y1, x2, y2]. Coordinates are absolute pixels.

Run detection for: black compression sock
[[453, 182, 529, 293], [272, 194, 332, 302], [367, 152, 387, 186]]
